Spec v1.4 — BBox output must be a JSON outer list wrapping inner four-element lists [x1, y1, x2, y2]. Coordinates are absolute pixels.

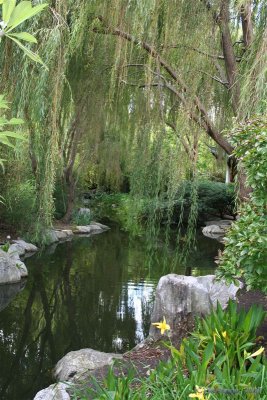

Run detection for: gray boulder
[[202, 225, 226, 235], [61, 230, 73, 237], [91, 221, 110, 230], [44, 230, 60, 245], [204, 220, 233, 227], [13, 239, 38, 253], [74, 222, 110, 235], [0, 249, 22, 284], [8, 243, 25, 257], [54, 230, 69, 241], [15, 260, 28, 278], [34, 383, 71, 400], [202, 220, 233, 240], [74, 226, 91, 234], [149, 274, 242, 339], [54, 348, 122, 382]]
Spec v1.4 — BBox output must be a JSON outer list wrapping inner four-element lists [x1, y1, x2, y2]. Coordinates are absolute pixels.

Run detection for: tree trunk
[[62, 174, 76, 223]]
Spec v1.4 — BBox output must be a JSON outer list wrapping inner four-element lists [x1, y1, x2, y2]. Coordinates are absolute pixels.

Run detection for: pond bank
[[34, 275, 267, 399]]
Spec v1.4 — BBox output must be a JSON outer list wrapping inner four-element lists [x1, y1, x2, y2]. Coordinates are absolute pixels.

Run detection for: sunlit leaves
[[0, 0, 48, 66]]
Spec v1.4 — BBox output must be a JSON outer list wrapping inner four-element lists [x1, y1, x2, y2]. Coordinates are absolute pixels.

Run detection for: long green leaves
[[0, 0, 48, 66]]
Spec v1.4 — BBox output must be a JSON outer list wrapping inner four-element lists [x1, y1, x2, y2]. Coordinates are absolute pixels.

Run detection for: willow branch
[[93, 16, 234, 154]]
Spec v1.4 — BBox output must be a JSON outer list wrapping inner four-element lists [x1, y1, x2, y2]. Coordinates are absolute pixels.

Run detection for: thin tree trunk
[[240, 1, 253, 49], [218, 0, 240, 114], [62, 174, 75, 223]]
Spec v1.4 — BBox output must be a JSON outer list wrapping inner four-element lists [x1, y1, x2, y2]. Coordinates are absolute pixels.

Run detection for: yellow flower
[[245, 346, 265, 359], [189, 386, 206, 399], [152, 316, 170, 335], [222, 331, 227, 339]]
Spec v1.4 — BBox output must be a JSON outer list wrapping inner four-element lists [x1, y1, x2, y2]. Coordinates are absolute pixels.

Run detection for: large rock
[[0, 249, 23, 284], [90, 221, 110, 230], [202, 225, 226, 235], [13, 239, 38, 253], [54, 348, 122, 382], [44, 230, 60, 245], [74, 226, 91, 234], [54, 230, 69, 241], [74, 222, 110, 235], [149, 274, 242, 339], [34, 383, 71, 400], [202, 220, 232, 240], [15, 260, 28, 278], [8, 243, 25, 257]]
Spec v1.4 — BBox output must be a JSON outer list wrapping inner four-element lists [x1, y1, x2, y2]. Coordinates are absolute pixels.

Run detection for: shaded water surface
[[0, 225, 222, 399]]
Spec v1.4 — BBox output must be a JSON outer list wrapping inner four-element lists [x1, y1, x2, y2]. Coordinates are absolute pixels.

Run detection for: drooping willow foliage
[[0, 0, 266, 249]]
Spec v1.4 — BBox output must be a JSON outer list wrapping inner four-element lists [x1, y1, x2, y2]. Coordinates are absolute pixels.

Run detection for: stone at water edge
[[7, 243, 25, 257], [14, 259, 28, 278], [13, 239, 38, 253], [0, 249, 22, 284], [74, 226, 91, 234], [90, 221, 110, 230], [54, 230, 69, 240], [33, 383, 71, 400], [202, 225, 227, 235], [54, 348, 122, 382], [149, 274, 242, 340]]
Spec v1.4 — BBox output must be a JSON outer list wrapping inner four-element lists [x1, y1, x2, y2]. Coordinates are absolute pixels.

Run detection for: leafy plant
[[2, 180, 37, 233], [0, 0, 47, 65], [72, 208, 92, 226], [0, 94, 25, 169], [218, 118, 267, 292], [72, 302, 266, 399]]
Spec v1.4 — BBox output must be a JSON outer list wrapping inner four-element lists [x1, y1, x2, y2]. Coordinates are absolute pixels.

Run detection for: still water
[[0, 225, 222, 399]]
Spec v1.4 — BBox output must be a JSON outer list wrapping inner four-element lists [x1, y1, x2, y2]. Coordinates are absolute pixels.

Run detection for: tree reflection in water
[[0, 226, 221, 399]]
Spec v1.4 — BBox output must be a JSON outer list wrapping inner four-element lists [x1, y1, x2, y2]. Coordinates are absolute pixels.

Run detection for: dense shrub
[[218, 118, 267, 292], [170, 180, 235, 225], [1, 180, 37, 234]]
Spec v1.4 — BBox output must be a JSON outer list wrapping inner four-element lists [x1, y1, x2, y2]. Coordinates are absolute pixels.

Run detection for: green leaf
[[0, 136, 15, 148], [0, 130, 26, 140], [6, 1, 48, 32], [8, 117, 24, 125], [8, 32, 37, 43], [2, 0, 16, 24], [6, 35, 47, 68]]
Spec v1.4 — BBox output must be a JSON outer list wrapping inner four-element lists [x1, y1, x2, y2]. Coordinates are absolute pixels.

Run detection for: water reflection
[[0, 226, 222, 399]]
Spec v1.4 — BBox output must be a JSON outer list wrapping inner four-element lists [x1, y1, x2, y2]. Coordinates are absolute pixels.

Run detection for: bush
[[71, 208, 92, 226], [171, 180, 235, 224], [1, 180, 37, 234], [218, 118, 267, 292]]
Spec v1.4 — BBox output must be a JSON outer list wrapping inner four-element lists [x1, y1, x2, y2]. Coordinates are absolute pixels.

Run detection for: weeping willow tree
[[0, 0, 266, 245]]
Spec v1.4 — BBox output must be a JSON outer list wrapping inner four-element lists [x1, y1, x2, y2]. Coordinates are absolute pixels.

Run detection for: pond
[[0, 224, 222, 400]]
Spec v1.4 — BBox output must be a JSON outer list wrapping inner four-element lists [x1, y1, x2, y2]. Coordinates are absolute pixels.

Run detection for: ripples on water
[[0, 225, 222, 399]]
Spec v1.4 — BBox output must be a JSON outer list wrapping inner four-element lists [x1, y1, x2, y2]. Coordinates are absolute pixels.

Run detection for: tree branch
[[93, 16, 234, 154], [200, 69, 229, 87]]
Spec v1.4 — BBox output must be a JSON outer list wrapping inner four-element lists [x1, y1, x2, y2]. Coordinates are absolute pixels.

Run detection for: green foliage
[[72, 302, 267, 399], [218, 118, 267, 292], [71, 208, 92, 226], [0, 0, 47, 65], [172, 181, 235, 223], [0, 94, 24, 169], [2, 180, 37, 233]]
